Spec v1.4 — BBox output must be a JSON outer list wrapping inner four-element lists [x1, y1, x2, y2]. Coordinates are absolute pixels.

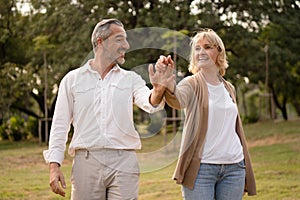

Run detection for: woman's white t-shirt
[[201, 82, 244, 164]]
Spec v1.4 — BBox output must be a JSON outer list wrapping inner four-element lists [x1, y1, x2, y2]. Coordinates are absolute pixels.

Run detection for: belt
[[75, 148, 135, 159]]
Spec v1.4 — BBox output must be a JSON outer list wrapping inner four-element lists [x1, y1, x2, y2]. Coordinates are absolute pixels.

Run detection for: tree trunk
[[292, 101, 300, 117], [270, 84, 288, 120], [281, 97, 288, 120]]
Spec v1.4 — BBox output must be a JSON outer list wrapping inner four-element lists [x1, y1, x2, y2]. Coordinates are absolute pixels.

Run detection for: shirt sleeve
[[132, 72, 165, 113], [43, 74, 73, 166]]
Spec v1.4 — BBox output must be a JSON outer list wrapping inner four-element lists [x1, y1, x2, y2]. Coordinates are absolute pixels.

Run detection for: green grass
[[244, 142, 300, 200], [244, 120, 300, 200], [0, 119, 299, 200], [0, 140, 72, 200]]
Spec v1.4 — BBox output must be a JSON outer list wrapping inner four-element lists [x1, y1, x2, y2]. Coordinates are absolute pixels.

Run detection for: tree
[[196, 0, 300, 120], [0, 0, 33, 122], [258, 0, 300, 119], [1, 0, 299, 135]]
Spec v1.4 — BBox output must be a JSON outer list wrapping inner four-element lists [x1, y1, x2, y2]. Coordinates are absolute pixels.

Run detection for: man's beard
[[103, 50, 125, 66], [115, 57, 125, 65]]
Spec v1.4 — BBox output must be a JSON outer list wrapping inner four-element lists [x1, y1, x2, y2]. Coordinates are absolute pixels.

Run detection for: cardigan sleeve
[[164, 76, 195, 110]]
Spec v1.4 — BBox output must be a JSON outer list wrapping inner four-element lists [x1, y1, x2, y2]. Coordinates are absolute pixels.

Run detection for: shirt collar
[[79, 59, 121, 74]]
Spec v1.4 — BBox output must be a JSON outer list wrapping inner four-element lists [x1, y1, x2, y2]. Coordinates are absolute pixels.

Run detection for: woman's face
[[194, 37, 219, 71]]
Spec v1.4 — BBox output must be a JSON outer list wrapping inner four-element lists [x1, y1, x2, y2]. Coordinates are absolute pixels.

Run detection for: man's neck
[[90, 59, 116, 79]]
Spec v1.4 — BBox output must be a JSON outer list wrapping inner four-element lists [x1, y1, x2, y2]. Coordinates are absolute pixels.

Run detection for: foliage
[[0, 0, 299, 141], [27, 116, 39, 138], [242, 93, 260, 124], [0, 116, 31, 141], [261, 3, 300, 119]]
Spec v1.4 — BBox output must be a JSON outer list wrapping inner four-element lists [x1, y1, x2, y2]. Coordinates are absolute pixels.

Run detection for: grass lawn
[[0, 119, 299, 200]]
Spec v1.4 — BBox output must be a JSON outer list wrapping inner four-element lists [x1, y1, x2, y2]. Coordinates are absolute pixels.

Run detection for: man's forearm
[[149, 87, 165, 106]]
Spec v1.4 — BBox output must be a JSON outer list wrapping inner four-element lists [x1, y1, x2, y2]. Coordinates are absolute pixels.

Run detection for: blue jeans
[[182, 160, 246, 200]]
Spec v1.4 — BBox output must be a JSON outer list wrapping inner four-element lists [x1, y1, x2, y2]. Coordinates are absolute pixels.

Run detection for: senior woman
[[156, 29, 256, 200]]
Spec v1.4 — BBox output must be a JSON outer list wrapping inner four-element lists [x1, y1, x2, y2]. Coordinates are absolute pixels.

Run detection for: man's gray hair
[[91, 19, 123, 52]]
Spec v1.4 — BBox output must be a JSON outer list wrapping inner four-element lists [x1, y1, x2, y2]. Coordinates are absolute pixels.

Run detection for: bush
[[0, 123, 9, 140], [26, 116, 38, 138], [242, 114, 259, 124], [0, 116, 31, 141], [243, 91, 260, 124]]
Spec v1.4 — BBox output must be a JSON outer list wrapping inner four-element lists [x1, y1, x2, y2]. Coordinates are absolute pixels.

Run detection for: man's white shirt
[[43, 61, 164, 165]]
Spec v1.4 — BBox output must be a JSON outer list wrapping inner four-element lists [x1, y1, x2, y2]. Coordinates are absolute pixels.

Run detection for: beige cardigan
[[164, 72, 256, 196]]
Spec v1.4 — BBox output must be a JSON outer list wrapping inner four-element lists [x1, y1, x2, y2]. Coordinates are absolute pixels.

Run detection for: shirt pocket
[[110, 83, 133, 102], [73, 85, 95, 108]]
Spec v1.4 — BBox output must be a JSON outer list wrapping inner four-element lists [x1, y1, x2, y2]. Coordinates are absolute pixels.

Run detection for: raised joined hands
[[148, 55, 175, 91]]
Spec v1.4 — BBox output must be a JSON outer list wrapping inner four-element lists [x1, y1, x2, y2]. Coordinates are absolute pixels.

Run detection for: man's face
[[101, 24, 130, 65]]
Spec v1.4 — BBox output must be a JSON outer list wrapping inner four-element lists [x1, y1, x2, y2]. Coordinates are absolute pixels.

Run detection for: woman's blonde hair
[[188, 29, 228, 76]]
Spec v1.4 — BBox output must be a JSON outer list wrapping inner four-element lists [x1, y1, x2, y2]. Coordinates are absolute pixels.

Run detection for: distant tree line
[[0, 0, 299, 141]]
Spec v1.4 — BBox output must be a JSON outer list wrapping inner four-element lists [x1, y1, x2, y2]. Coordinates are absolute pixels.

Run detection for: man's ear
[[97, 37, 103, 45]]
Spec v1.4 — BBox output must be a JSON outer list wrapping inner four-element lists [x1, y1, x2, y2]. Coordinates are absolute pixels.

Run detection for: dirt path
[[248, 134, 300, 148]]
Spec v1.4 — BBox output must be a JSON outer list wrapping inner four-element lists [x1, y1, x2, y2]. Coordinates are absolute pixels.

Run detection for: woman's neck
[[201, 70, 221, 85]]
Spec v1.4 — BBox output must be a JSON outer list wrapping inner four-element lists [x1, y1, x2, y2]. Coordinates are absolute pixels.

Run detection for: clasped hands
[[149, 55, 175, 92]]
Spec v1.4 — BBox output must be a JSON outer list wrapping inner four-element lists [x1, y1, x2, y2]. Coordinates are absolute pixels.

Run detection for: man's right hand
[[154, 55, 176, 92], [49, 162, 66, 197]]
